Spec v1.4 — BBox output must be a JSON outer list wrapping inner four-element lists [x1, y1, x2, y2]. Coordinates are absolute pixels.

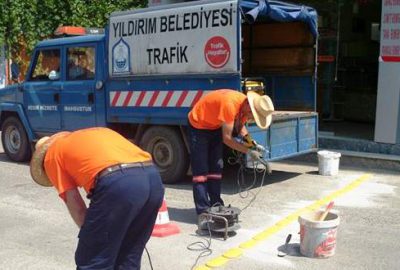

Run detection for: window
[[67, 47, 95, 81], [30, 49, 61, 81]]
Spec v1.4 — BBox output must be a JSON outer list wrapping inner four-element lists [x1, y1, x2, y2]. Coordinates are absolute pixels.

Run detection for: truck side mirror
[[11, 63, 20, 82]]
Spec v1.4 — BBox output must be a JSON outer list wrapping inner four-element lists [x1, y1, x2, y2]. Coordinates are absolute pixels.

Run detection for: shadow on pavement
[[0, 152, 10, 162], [277, 243, 302, 257], [168, 206, 197, 225], [165, 165, 302, 196], [305, 170, 320, 175], [0, 152, 30, 166], [222, 166, 301, 195]]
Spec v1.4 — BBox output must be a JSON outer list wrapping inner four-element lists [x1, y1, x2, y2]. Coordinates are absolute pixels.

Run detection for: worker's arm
[[64, 188, 87, 228], [239, 125, 249, 137], [222, 122, 250, 154]]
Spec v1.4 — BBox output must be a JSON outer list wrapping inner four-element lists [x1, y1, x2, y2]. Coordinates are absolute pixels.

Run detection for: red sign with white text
[[381, 0, 400, 62], [204, 36, 231, 69]]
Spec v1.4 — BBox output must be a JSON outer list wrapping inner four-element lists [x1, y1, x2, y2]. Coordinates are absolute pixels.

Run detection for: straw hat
[[246, 91, 274, 129], [30, 132, 69, 187]]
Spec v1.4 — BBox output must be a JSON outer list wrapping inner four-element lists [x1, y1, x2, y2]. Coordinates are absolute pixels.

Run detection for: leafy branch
[[0, 0, 145, 71]]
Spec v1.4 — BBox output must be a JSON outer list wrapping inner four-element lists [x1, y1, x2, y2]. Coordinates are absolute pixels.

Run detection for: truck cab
[[0, 34, 107, 160], [24, 35, 107, 134]]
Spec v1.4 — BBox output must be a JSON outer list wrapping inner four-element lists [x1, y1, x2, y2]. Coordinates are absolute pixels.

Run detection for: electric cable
[[144, 246, 154, 270], [187, 201, 224, 269], [188, 143, 269, 269], [238, 161, 267, 212], [187, 222, 213, 270], [228, 147, 269, 212]]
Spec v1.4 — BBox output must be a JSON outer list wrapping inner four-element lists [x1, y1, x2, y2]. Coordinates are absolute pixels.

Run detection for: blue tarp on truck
[[240, 0, 318, 37]]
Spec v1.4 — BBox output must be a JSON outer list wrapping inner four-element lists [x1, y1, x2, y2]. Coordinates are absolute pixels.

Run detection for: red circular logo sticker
[[204, 36, 231, 69]]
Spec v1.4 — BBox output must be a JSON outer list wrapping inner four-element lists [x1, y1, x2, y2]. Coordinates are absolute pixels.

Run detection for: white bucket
[[298, 210, 340, 258], [317, 150, 341, 176]]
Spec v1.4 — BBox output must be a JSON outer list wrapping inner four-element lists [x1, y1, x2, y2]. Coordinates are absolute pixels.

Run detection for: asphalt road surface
[[0, 140, 399, 270]]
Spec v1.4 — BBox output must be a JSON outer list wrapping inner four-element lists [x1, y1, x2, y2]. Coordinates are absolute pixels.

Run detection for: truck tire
[[140, 126, 189, 184], [1, 116, 32, 162]]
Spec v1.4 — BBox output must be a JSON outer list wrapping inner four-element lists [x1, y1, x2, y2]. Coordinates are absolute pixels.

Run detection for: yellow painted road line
[[194, 173, 373, 270]]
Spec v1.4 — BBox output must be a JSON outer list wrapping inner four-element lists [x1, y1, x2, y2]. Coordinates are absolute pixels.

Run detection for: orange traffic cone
[[151, 198, 180, 237]]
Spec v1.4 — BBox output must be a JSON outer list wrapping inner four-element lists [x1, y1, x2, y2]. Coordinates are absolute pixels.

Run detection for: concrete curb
[[286, 149, 400, 172], [319, 135, 400, 155]]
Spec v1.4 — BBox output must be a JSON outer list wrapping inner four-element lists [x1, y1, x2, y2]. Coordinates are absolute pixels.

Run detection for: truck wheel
[[1, 116, 32, 162], [140, 126, 189, 184]]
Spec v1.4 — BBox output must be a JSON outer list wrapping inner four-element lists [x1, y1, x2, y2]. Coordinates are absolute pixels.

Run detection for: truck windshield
[[30, 49, 61, 81]]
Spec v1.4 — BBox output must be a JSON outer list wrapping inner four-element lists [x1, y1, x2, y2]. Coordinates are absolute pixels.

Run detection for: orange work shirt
[[188, 89, 246, 130], [44, 127, 152, 199]]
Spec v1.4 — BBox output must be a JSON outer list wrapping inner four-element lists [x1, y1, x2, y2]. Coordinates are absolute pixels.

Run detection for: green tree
[[0, 0, 145, 69]]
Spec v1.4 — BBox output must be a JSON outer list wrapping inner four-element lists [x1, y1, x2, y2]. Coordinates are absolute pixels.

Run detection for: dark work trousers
[[75, 165, 164, 270], [188, 124, 224, 215]]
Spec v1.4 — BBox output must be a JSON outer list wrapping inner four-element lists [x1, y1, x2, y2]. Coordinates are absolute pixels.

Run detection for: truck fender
[[0, 103, 35, 141]]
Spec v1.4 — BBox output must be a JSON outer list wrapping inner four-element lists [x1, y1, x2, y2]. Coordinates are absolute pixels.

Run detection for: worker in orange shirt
[[188, 89, 274, 225], [30, 127, 164, 270]]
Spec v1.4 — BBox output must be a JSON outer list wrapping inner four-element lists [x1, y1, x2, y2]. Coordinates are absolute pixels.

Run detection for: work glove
[[248, 149, 262, 162], [248, 149, 272, 174]]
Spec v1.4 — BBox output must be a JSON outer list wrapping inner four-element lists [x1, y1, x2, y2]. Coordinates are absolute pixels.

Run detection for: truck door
[[61, 45, 97, 130], [24, 48, 62, 132]]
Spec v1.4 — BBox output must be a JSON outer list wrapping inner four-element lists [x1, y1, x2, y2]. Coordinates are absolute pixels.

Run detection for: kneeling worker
[[30, 127, 164, 270], [188, 89, 274, 222]]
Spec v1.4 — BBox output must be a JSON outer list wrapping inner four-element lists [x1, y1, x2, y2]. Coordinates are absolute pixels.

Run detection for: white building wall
[[374, 62, 400, 144], [374, 0, 400, 144]]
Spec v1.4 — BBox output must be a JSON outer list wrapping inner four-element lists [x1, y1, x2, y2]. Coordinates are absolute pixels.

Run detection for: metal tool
[[198, 205, 241, 240], [254, 142, 266, 153], [277, 234, 292, 257], [247, 138, 271, 174]]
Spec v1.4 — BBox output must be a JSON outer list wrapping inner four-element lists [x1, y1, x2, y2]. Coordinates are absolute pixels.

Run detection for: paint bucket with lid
[[298, 210, 340, 258], [318, 150, 341, 176]]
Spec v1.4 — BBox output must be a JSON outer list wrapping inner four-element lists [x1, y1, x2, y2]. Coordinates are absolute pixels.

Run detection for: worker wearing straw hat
[[188, 89, 274, 223], [30, 127, 164, 270]]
